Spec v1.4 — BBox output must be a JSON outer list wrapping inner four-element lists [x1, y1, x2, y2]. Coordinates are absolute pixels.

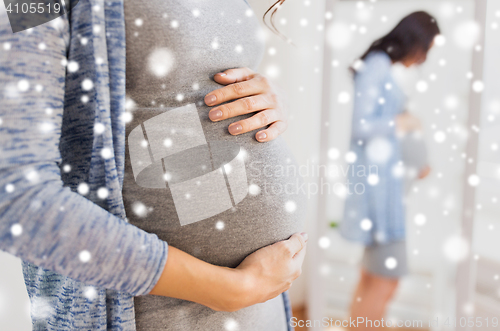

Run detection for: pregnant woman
[[123, 0, 306, 330], [338, 11, 439, 330], [0, 1, 306, 330]]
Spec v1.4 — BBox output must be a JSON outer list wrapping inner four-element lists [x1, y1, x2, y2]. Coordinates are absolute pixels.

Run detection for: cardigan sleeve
[[350, 51, 396, 141], [0, 8, 168, 297]]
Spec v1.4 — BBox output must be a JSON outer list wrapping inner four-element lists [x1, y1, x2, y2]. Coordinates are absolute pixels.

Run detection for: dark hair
[[263, 0, 296, 46], [358, 11, 440, 64]]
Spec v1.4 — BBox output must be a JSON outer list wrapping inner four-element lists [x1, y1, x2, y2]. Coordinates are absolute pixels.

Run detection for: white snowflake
[[30, 297, 55, 320], [147, 48, 175, 78], [94, 122, 105, 134], [352, 59, 364, 71], [453, 21, 480, 49], [366, 137, 392, 164], [414, 213, 426, 226], [79, 250, 91, 263], [434, 34, 446, 46], [83, 286, 98, 300], [385, 257, 397, 269], [285, 200, 297, 213], [434, 131, 446, 143], [367, 174, 379, 186], [5, 183, 15, 193], [101, 147, 112, 159], [17, 79, 30, 92], [472, 80, 484, 93], [360, 218, 372, 231], [163, 138, 173, 148], [97, 187, 109, 199], [345, 151, 357, 163], [224, 318, 239, 331], [468, 174, 480, 187], [215, 221, 225, 230], [25, 170, 39, 183], [132, 202, 148, 217], [163, 172, 172, 181], [67, 61, 79, 72], [265, 65, 280, 78], [326, 22, 352, 49], [248, 184, 261, 196], [443, 235, 469, 262], [327, 148, 340, 160], [337, 91, 350, 104], [77, 183, 89, 195], [416, 80, 428, 93], [318, 236, 330, 249], [82, 78, 94, 91], [11, 223, 22, 236]]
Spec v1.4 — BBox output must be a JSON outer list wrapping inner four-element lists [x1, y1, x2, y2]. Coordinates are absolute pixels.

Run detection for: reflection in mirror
[[311, 0, 500, 330]]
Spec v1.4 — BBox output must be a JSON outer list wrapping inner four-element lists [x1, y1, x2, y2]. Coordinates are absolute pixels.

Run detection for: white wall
[[249, 0, 326, 307], [0, 251, 31, 331]]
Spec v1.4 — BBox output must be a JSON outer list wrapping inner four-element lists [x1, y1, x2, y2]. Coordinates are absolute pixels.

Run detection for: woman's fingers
[[292, 245, 306, 276], [227, 108, 282, 136], [255, 120, 288, 142], [213, 67, 256, 84], [208, 93, 277, 122], [284, 232, 308, 258], [204, 73, 270, 107], [204, 68, 288, 142]]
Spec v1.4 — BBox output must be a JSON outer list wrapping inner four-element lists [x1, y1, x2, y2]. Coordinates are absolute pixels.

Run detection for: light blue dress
[[339, 51, 408, 246]]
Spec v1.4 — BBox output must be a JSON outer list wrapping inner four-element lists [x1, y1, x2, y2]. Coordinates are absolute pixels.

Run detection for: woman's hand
[[230, 232, 308, 310], [149, 232, 307, 312], [395, 111, 422, 135], [204, 67, 289, 142], [418, 165, 431, 179]]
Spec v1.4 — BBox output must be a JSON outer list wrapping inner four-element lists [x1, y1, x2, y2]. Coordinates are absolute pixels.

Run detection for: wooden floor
[[291, 306, 429, 331], [292, 305, 308, 331]]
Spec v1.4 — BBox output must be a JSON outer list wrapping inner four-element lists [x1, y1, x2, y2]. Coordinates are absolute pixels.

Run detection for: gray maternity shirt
[[122, 0, 306, 330]]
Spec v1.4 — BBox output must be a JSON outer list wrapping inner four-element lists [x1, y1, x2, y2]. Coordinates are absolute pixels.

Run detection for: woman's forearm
[[0, 16, 170, 296], [149, 232, 308, 312], [148, 246, 247, 311]]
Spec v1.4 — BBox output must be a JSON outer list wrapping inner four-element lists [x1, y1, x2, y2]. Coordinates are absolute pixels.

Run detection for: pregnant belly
[[122, 103, 306, 268]]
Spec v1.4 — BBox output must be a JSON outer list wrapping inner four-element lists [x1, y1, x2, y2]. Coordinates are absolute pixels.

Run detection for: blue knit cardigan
[[0, 0, 293, 329]]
